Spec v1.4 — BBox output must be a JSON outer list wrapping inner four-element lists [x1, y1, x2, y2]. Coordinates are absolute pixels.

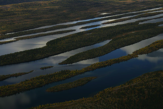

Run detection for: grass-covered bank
[[0, 0, 162, 35], [46, 77, 96, 92], [0, 30, 75, 45], [0, 38, 163, 97], [60, 23, 163, 64], [40, 66, 53, 70], [0, 70, 33, 81], [31, 70, 163, 109], [0, 22, 162, 66], [0, 8, 150, 41], [0, 11, 139, 40]]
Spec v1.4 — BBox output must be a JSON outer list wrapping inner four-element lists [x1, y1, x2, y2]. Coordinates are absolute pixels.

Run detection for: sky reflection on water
[[0, 7, 163, 109]]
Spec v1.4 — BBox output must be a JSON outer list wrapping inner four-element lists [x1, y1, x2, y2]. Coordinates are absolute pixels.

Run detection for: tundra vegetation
[[0, 22, 163, 66], [46, 77, 97, 92], [60, 22, 163, 64], [40, 66, 53, 70], [0, 0, 162, 35], [0, 10, 153, 40], [0, 70, 33, 81], [0, 30, 75, 45], [0, 12, 140, 40], [31, 70, 163, 109], [0, 0, 163, 109], [0, 38, 163, 97]]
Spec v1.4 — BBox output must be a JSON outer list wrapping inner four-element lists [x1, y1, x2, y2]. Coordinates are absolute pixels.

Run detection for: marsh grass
[[0, 0, 162, 35], [0, 29, 75, 45], [31, 70, 163, 109], [40, 66, 53, 70], [0, 38, 163, 97], [0, 22, 162, 66], [0, 70, 33, 81], [46, 77, 97, 92], [60, 23, 163, 64]]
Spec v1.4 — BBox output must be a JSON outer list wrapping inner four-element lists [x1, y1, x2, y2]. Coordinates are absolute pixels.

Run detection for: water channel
[[0, 7, 163, 109]]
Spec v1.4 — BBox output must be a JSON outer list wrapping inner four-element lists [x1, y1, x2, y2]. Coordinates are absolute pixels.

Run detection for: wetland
[[1, 0, 163, 109]]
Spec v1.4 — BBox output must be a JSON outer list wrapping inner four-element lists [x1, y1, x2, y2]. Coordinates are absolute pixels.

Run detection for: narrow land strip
[[0, 38, 163, 97], [0, 70, 33, 81], [31, 70, 163, 109], [46, 77, 97, 92]]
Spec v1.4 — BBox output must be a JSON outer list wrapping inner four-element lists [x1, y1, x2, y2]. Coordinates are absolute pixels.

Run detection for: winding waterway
[[0, 7, 163, 109]]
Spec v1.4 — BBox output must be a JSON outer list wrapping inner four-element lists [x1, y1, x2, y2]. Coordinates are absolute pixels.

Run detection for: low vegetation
[[0, 0, 162, 35], [46, 77, 96, 92], [0, 38, 163, 97], [103, 10, 163, 24], [60, 23, 163, 64], [0, 22, 162, 66], [0, 10, 140, 40], [31, 70, 163, 109], [0, 70, 33, 81], [40, 66, 53, 70], [0, 30, 75, 45]]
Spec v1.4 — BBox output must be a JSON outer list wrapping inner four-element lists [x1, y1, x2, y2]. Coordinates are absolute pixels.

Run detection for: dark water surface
[[0, 7, 163, 109], [0, 49, 163, 109]]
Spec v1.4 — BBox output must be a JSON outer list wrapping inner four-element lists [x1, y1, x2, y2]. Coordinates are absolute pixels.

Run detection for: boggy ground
[[31, 70, 163, 109], [46, 77, 96, 92], [0, 22, 163, 66], [0, 0, 162, 35], [1, 38, 163, 97]]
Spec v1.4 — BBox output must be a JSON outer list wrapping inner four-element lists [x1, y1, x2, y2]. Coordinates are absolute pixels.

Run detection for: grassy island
[[60, 23, 163, 64], [0, 38, 163, 97], [0, 10, 143, 41], [0, 22, 163, 66], [1, 0, 163, 109], [46, 77, 97, 92], [0, 30, 75, 45], [31, 70, 163, 109], [40, 66, 53, 70], [0, 70, 33, 81]]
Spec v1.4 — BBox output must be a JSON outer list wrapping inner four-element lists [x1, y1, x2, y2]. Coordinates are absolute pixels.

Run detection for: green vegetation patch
[[31, 70, 163, 109], [0, 11, 139, 40], [1, 37, 163, 97], [0, 22, 162, 66], [60, 23, 163, 64], [0, 0, 162, 34], [46, 77, 97, 92], [103, 11, 163, 24], [40, 66, 53, 70], [0, 70, 33, 81], [0, 29, 75, 45]]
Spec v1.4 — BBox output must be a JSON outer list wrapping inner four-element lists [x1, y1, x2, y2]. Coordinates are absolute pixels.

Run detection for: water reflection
[[120, 33, 163, 63], [73, 33, 163, 65], [159, 24, 163, 26], [7, 7, 162, 35], [139, 17, 163, 24], [137, 49, 163, 63], [121, 33, 163, 54], [1, 7, 163, 109], [0, 93, 31, 109], [1, 9, 163, 57], [1, 50, 163, 109], [0, 40, 111, 85]]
